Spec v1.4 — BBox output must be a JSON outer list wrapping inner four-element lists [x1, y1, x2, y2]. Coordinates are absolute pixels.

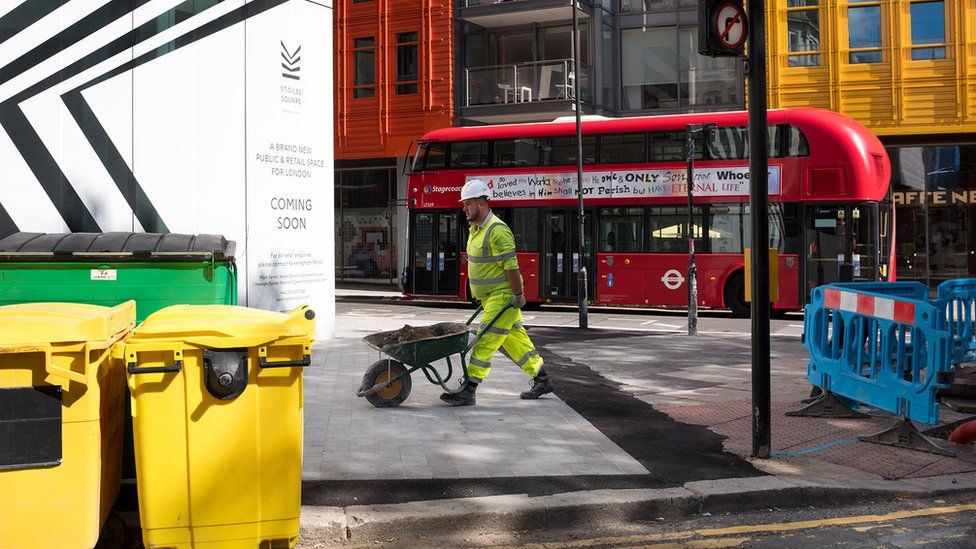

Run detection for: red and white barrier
[[823, 288, 916, 324]]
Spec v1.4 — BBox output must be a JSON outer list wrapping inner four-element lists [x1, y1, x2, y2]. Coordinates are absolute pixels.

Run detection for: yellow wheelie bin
[[0, 301, 135, 548], [118, 304, 316, 548]]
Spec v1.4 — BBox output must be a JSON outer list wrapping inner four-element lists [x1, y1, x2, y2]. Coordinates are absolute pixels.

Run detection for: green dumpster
[[0, 232, 237, 321]]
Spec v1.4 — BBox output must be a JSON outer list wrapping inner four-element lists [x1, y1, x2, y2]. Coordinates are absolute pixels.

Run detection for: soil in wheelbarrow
[[376, 324, 462, 348]]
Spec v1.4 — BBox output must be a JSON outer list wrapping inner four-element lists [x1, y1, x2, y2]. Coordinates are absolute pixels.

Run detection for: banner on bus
[[460, 166, 781, 201]]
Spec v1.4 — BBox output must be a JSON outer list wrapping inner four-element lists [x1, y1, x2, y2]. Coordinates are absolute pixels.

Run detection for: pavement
[[297, 288, 976, 544]]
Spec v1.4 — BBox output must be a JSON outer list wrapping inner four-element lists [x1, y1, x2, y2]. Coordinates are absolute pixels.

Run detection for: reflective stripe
[[486, 326, 509, 335], [470, 276, 508, 285], [467, 376, 484, 384], [466, 250, 517, 263], [470, 357, 491, 368], [514, 349, 540, 367], [512, 322, 523, 330], [482, 222, 501, 256]]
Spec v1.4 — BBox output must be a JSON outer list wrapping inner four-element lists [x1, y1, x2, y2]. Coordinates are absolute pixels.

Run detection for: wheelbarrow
[[357, 303, 513, 407]]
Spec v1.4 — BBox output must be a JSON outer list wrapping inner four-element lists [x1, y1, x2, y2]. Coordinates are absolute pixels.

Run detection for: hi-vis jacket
[[467, 212, 519, 300]]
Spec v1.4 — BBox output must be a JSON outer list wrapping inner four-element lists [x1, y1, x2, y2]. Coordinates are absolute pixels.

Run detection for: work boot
[[520, 370, 554, 400], [440, 382, 477, 406]]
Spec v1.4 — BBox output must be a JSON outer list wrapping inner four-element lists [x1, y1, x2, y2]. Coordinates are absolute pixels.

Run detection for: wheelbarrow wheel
[[362, 359, 412, 408]]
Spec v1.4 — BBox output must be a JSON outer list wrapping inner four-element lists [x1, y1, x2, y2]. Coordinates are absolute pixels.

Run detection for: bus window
[[648, 207, 703, 253], [708, 204, 747, 253], [599, 207, 643, 252], [739, 203, 787, 252], [544, 136, 597, 165], [494, 138, 544, 167], [450, 141, 489, 168], [411, 143, 426, 172], [708, 127, 749, 160], [650, 131, 702, 162], [513, 208, 539, 251], [600, 133, 646, 164], [784, 125, 810, 157], [425, 142, 447, 170]]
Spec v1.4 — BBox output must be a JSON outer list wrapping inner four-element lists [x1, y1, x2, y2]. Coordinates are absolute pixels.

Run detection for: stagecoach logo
[[425, 185, 432, 194], [661, 269, 685, 290]]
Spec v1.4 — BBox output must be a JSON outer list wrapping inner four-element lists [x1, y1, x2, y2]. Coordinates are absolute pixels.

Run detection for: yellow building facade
[[767, 0, 976, 286]]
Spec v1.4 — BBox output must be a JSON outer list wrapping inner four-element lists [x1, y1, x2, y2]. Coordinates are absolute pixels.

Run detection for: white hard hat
[[460, 179, 491, 202]]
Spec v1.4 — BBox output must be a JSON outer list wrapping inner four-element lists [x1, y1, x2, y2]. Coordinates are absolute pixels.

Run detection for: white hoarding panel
[[246, 1, 334, 336]]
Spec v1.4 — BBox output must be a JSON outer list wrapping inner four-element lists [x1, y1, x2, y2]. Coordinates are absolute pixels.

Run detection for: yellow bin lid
[[0, 301, 136, 348], [127, 304, 315, 348]]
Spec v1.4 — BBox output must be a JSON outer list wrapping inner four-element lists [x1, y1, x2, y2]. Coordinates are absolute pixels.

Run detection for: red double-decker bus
[[403, 108, 892, 316]]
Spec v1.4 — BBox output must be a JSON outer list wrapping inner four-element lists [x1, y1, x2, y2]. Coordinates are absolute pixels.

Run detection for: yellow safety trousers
[[467, 292, 544, 383]]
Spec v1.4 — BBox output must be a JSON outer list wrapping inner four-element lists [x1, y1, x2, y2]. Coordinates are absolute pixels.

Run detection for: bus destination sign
[[458, 166, 781, 201]]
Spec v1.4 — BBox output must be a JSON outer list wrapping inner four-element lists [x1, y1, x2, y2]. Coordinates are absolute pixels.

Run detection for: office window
[[910, 1, 946, 60], [396, 32, 419, 95], [786, 0, 821, 67], [848, 1, 882, 63], [353, 37, 375, 98], [621, 27, 737, 110]]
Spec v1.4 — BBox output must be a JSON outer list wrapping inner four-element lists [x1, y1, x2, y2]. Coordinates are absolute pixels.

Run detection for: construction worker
[[440, 179, 555, 406]]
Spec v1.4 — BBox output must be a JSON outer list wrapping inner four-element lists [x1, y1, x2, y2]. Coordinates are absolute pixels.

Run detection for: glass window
[[648, 207, 703, 253], [396, 32, 419, 95], [678, 28, 739, 107], [848, 4, 882, 64], [786, 4, 821, 67], [544, 136, 597, 165], [599, 208, 643, 252], [785, 125, 810, 156], [600, 134, 646, 164], [494, 138, 543, 167], [910, 1, 946, 60], [540, 25, 589, 66], [449, 141, 488, 169], [513, 209, 540, 252], [353, 37, 375, 99], [706, 126, 789, 159], [708, 204, 747, 254], [621, 27, 678, 109], [424, 142, 447, 170], [650, 131, 702, 161]]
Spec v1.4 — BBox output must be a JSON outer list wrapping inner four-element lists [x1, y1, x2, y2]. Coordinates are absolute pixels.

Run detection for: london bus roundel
[[714, 2, 747, 50]]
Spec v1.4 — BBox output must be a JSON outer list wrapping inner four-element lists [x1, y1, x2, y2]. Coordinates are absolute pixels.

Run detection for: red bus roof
[[418, 108, 865, 142]]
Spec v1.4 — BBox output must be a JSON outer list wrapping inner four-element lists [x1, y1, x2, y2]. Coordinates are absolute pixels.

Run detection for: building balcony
[[459, 0, 589, 30], [462, 59, 593, 123]]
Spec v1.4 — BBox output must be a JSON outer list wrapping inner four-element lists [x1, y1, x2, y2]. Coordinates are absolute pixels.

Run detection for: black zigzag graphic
[[281, 41, 301, 80], [0, 0, 288, 237]]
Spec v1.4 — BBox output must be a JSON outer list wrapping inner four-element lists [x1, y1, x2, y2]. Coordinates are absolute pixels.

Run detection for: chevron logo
[[281, 41, 301, 80]]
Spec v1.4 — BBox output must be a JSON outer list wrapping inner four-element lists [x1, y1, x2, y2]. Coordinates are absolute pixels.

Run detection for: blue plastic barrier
[[804, 283, 954, 425], [937, 278, 976, 365]]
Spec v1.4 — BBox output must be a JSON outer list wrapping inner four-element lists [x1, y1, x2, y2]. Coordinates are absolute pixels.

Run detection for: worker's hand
[[511, 293, 527, 309]]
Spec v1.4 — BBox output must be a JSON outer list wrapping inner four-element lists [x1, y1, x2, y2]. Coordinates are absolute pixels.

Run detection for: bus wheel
[[724, 272, 750, 318]]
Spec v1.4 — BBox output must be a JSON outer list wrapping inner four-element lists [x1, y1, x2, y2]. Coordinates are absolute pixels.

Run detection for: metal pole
[[573, 0, 588, 329], [748, 0, 771, 458], [685, 125, 698, 336]]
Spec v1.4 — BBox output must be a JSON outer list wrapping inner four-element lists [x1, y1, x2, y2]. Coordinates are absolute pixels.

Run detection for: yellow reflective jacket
[[467, 212, 520, 300]]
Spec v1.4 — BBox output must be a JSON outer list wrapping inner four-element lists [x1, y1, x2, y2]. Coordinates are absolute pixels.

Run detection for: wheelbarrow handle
[[464, 302, 515, 354]]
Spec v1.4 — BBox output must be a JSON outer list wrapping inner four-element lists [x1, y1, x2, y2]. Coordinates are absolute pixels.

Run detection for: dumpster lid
[[127, 305, 315, 348], [0, 232, 235, 260], [0, 301, 136, 348]]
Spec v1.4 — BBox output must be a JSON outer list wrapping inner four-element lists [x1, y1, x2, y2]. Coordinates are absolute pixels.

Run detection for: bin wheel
[[362, 359, 412, 408], [94, 511, 126, 549]]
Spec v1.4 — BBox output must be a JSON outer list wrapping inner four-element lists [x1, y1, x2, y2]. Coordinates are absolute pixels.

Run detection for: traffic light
[[699, 0, 748, 57]]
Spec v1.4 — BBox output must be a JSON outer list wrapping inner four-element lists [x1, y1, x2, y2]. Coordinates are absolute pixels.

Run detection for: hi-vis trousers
[[467, 292, 544, 383]]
